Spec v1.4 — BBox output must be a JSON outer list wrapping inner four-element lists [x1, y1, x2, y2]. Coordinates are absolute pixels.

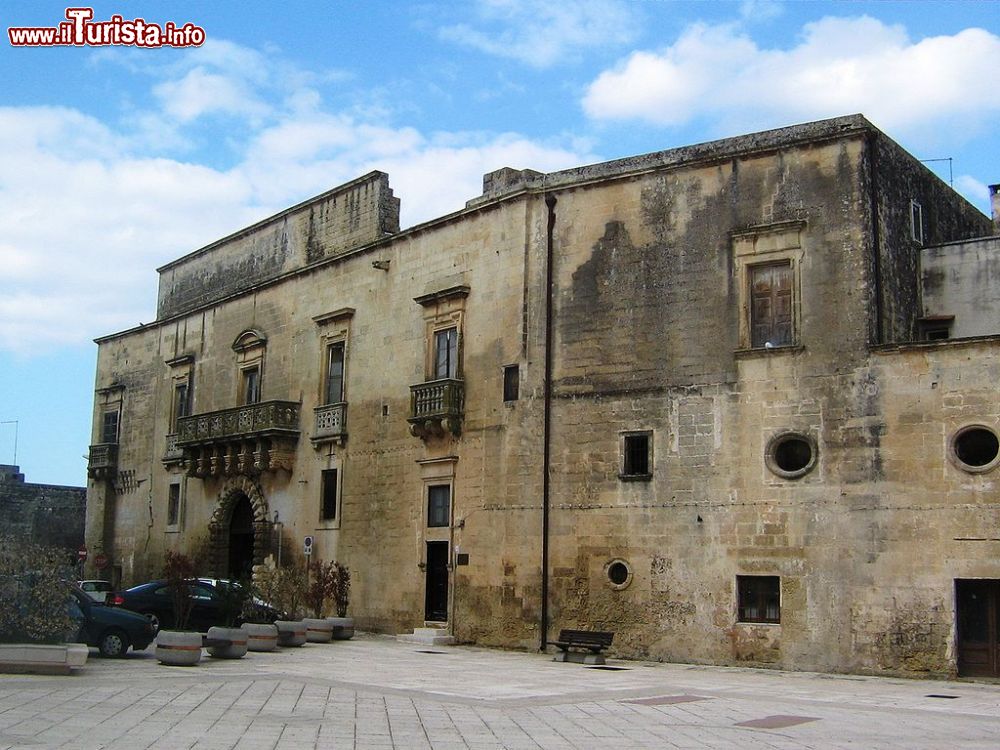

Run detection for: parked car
[[114, 579, 282, 632], [78, 579, 113, 603], [68, 585, 155, 657]]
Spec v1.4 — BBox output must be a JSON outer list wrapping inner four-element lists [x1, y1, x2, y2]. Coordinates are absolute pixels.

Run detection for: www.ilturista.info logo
[[8, 7, 205, 48]]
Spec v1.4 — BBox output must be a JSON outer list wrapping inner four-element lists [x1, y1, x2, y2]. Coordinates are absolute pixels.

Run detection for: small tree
[[254, 565, 307, 619], [0, 537, 75, 644], [332, 562, 351, 618], [216, 578, 251, 627], [305, 560, 337, 618], [162, 550, 195, 630]]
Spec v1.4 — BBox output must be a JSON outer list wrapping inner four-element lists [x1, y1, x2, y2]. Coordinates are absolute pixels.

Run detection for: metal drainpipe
[[540, 193, 557, 651]]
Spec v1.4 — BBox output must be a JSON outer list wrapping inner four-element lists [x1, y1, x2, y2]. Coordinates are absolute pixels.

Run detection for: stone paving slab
[[0, 634, 997, 749]]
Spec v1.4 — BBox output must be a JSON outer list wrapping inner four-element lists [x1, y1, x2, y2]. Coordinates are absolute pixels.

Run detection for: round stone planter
[[242, 622, 279, 652], [155, 630, 202, 666], [303, 618, 333, 643], [326, 616, 355, 640], [206, 626, 248, 659], [275, 620, 307, 648]]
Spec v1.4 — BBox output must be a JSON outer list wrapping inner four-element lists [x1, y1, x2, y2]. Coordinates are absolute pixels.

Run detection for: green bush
[[0, 537, 76, 644]]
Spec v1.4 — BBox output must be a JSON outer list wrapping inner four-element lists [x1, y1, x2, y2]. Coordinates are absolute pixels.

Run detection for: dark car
[[68, 586, 155, 657], [115, 579, 281, 632]]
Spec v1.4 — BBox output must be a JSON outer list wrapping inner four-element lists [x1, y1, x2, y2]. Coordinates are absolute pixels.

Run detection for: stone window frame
[[619, 430, 653, 481], [502, 364, 520, 403], [414, 285, 469, 383], [317, 466, 342, 529], [737, 574, 781, 624], [732, 221, 806, 353], [910, 199, 924, 245], [313, 308, 354, 407], [165, 354, 195, 431], [416, 456, 458, 562], [166, 480, 183, 532], [765, 431, 818, 480], [605, 558, 633, 590], [232, 329, 266, 405], [949, 423, 1000, 475], [95, 384, 124, 445]]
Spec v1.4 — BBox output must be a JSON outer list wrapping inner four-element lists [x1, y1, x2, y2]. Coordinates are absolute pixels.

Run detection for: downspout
[[866, 132, 885, 345], [540, 193, 557, 651]]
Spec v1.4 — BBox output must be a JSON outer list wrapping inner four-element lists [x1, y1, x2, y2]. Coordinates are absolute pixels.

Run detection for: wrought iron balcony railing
[[408, 378, 464, 439]]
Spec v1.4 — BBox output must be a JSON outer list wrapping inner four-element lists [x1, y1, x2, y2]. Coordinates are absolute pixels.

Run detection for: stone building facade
[[86, 115, 1000, 678], [1, 465, 85, 551]]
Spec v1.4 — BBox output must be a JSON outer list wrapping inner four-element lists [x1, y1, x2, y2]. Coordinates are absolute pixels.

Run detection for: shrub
[[254, 565, 307, 619], [305, 560, 337, 618], [162, 550, 195, 631], [0, 536, 76, 644], [332, 562, 351, 618]]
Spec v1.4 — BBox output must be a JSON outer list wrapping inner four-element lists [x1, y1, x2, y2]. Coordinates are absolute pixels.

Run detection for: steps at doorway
[[397, 627, 455, 646]]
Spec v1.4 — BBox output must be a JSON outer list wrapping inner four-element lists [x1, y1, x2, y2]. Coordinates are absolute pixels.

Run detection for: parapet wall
[[156, 171, 399, 319]]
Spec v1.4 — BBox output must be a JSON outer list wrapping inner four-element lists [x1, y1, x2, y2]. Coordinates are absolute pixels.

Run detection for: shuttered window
[[750, 263, 793, 348]]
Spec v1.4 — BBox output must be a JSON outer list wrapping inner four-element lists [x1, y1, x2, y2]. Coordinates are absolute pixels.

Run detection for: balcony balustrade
[[408, 378, 464, 439], [87, 443, 118, 480], [312, 402, 348, 446], [175, 400, 300, 477]]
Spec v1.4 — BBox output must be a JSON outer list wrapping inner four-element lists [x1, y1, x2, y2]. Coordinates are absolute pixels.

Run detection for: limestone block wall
[[922, 237, 1000, 338], [0, 466, 85, 551]]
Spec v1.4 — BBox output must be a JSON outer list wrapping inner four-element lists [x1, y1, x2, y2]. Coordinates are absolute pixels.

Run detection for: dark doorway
[[227, 493, 255, 580], [424, 541, 449, 622], [956, 579, 1000, 677]]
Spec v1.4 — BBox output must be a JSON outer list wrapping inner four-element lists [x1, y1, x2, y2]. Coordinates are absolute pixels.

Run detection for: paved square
[[0, 634, 999, 749]]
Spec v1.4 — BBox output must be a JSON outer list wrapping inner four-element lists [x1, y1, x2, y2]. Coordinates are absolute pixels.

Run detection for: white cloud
[[0, 45, 594, 355], [440, 0, 639, 67], [154, 67, 270, 122], [582, 17, 1000, 142]]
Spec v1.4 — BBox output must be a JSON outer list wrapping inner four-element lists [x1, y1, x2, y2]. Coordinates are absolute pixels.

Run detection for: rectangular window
[[167, 484, 180, 527], [321, 469, 338, 521], [434, 328, 458, 379], [172, 381, 190, 430], [427, 484, 451, 528], [241, 366, 260, 405], [750, 263, 793, 349], [503, 364, 519, 402], [911, 200, 924, 244], [101, 410, 119, 444], [620, 431, 652, 480], [325, 342, 345, 404], [737, 575, 781, 624]]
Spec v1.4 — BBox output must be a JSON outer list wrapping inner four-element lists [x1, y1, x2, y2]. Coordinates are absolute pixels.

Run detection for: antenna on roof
[[920, 157, 953, 187]]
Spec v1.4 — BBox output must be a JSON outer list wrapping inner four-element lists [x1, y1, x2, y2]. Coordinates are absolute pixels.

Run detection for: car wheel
[[99, 629, 130, 658], [142, 612, 160, 633]]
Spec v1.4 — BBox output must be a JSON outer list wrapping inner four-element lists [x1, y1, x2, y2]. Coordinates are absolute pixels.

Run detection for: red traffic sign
[[94, 553, 109, 570], [77, 545, 88, 562]]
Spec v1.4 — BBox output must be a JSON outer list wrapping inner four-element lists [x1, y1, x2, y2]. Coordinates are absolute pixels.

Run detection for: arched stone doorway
[[208, 477, 270, 578], [227, 494, 255, 579]]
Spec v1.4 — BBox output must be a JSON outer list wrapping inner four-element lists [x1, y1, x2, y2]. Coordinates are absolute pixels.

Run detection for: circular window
[[605, 559, 632, 590], [950, 425, 1000, 473], [766, 433, 817, 479]]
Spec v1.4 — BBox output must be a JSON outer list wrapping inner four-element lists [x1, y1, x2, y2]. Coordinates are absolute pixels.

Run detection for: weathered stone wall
[[0, 465, 85, 551], [87, 115, 999, 676], [922, 237, 1000, 338], [156, 172, 399, 319]]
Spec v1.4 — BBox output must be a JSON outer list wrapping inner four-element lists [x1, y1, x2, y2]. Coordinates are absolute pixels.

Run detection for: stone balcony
[[175, 400, 300, 477], [162, 432, 184, 465], [87, 443, 118, 480], [408, 378, 464, 439], [312, 402, 348, 446]]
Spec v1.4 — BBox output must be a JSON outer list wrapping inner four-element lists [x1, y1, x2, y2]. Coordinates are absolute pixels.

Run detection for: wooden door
[[424, 542, 449, 622], [956, 579, 1000, 677]]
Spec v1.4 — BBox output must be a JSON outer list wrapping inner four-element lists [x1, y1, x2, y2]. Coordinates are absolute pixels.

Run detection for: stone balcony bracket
[[311, 401, 348, 447], [87, 443, 119, 480], [175, 400, 300, 477], [408, 379, 464, 440]]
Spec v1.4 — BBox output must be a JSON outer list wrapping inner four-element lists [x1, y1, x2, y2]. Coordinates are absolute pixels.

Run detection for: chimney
[[991, 184, 1000, 233]]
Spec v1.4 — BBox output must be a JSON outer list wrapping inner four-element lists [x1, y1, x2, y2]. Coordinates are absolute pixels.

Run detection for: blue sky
[[1, 0, 998, 485]]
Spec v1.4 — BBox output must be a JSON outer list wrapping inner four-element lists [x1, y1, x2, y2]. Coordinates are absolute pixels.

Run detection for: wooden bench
[[551, 629, 614, 665]]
